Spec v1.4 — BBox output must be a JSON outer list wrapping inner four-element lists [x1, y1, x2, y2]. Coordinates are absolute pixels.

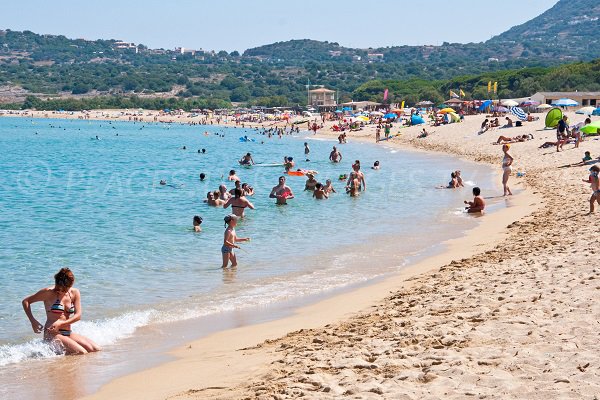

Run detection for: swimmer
[[329, 146, 342, 163], [283, 157, 295, 172], [193, 215, 203, 232], [313, 182, 328, 199], [221, 214, 250, 268], [229, 180, 242, 196], [323, 179, 336, 194], [304, 142, 310, 161], [304, 173, 318, 191], [228, 170, 240, 182], [372, 161, 380, 170], [241, 182, 254, 196], [182, 146, 187, 150], [224, 189, 255, 218], [239, 152, 255, 165], [199, 173, 206, 181], [159, 180, 167, 186], [22, 268, 101, 355], [217, 186, 230, 203], [464, 187, 485, 213], [269, 176, 294, 205]]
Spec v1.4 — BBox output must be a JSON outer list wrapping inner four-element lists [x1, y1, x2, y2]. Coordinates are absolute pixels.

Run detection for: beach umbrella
[[593, 107, 600, 116], [357, 116, 370, 122], [416, 100, 434, 106], [501, 100, 519, 107], [551, 98, 579, 107], [370, 111, 384, 116], [383, 113, 397, 119], [537, 104, 553, 110], [581, 120, 600, 135], [495, 106, 509, 112], [521, 100, 539, 107], [576, 106, 597, 115], [439, 107, 456, 114]]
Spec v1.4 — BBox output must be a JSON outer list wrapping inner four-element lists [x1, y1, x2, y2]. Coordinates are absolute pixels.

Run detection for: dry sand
[[6, 109, 600, 399]]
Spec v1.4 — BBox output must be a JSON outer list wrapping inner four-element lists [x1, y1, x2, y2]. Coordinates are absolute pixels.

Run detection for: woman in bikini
[[22, 268, 100, 355], [224, 188, 255, 218], [502, 144, 514, 196]]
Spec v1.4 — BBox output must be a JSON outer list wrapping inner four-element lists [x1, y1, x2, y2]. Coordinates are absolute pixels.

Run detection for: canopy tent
[[551, 98, 578, 107], [576, 106, 597, 115], [581, 120, 600, 135], [509, 106, 527, 121], [545, 108, 563, 128]]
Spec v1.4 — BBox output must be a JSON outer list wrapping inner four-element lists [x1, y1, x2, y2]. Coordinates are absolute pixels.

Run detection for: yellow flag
[[487, 81, 492, 93], [401, 100, 405, 109], [493, 82, 498, 93], [460, 89, 465, 97]]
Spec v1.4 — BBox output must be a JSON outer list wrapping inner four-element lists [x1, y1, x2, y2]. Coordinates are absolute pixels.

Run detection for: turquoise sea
[[0, 117, 500, 391]]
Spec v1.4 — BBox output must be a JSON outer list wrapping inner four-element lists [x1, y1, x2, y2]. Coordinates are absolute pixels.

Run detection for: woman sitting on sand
[[479, 119, 490, 134], [22, 268, 101, 355]]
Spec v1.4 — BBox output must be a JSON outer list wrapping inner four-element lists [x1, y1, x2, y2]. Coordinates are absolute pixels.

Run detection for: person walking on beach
[[583, 165, 600, 214], [556, 115, 570, 152], [221, 214, 250, 268], [269, 176, 294, 205], [329, 146, 342, 163], [22, 268, 101, 355], [501, 144, 513, 196], [224, 188, 255, 218], [375, 127, 381, 143]]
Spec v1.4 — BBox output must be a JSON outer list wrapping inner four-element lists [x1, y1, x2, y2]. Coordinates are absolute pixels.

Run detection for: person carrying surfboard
[[269, 176, 294, 205]]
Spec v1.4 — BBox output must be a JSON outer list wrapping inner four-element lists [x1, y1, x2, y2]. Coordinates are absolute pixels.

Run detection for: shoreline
[[84, 185, 538, 400]]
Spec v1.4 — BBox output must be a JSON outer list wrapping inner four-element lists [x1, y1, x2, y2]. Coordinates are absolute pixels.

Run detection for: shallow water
[[0, 117, 499, 376]]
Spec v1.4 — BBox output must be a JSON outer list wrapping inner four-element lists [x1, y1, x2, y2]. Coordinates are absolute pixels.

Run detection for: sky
[[0, 0, 559, 52]]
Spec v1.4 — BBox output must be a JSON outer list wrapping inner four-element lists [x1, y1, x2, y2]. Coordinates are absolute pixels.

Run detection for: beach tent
[[411, 114, 425, 125], [582, 121, 600, 135], [478, 100, 492, 112], [545, 107, 563, 128], [448, 112, 461, 123], [509, 106, 527, 121]]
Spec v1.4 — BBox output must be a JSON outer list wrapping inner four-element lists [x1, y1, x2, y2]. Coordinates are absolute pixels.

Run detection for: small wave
[[0, 310, 156, 367], [463, 180, 476, 186]]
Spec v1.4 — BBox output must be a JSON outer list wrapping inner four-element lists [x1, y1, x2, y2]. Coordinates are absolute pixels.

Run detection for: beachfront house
[[531, 91, 600, 107], [309, 88, 336, 107], [340, 101, 382, 111]]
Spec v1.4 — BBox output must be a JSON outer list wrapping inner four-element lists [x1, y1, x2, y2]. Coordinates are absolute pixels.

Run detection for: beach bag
[[516, 121, 522, 127]]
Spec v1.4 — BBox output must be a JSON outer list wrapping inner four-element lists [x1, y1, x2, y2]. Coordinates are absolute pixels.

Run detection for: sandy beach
[[5, 109, 600, 399]]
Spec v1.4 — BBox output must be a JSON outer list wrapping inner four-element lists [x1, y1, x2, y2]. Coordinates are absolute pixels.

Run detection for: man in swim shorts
[[269, 176, 295, 205], [329, 146, 342, 163]]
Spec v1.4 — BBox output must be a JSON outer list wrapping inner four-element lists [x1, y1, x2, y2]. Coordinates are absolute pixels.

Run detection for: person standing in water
[[269, 176, 294, 205], [304, 173, 318, 191], [304, 142, 310, 161], [193, 216, 203, 232], [239, 153, 255, 165], [313, 183, 328, 199], [22, 268, 101, 355], [224, 188, 255, 218], [329, 146, 342, 163], [348, 160, 366, 191], [501, 144, 513, 196], [221, 214, 250, 268], [323, 179, 336, 195]]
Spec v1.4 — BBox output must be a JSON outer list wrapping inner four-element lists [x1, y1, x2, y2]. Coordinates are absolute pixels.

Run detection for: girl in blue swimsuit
[[22, 268, 101, 355]]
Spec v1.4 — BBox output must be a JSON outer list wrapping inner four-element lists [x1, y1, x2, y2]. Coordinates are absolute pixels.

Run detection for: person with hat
[[221, 214, 250, 268]]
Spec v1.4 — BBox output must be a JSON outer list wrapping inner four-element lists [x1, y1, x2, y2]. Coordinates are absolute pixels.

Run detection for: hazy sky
[[1, 0, 558, 52]]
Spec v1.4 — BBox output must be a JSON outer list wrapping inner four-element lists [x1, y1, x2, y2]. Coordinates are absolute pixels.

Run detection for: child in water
[[464, 187, 485, 213], [193, 216, 203, 232], [313, 183, 329, 199], [582, 165, 600, 213], [222, 214, 250, 268]]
